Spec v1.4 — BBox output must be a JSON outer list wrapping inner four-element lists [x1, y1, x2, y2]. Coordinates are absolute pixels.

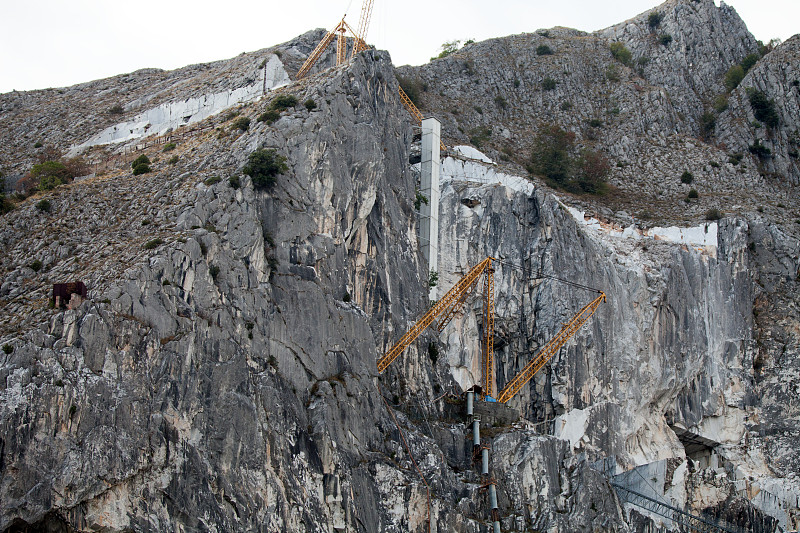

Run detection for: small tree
[[530, 124, 575, 186], [609, 42, 632, 67], [536, 44, 554, 56], [724, 65, 745, 92], [243, 148, 288, 190], [748, 90, 779, 129], [432, 40, 460, 60], [131, 155, 151, 175], [648, 12, 663, 29]]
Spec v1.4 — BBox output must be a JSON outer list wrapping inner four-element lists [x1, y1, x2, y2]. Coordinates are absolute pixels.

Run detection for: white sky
[[0, 0, 797, 94]]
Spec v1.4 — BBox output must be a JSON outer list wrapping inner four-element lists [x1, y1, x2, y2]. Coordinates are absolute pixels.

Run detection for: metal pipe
[[482, 447, 489, 475], [489, 484, 498, 510], [472, 419, 480, 446], [466, 391, 474, 416], [493, 520, 501, 533]]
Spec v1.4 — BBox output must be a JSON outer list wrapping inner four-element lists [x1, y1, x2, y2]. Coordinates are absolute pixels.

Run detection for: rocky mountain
[[1, 0, 799, 532]]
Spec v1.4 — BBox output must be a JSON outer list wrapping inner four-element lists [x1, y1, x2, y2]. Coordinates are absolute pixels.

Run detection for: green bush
[[724, 65, 744, 92], [542, 77, 557, 90], [748, 90, 779, 128], [108, 104, 124, 115], [529, 124, 576, 186], [0, 194, 12, 215], [30, 161, 69, 190], [432, 40, 460, 60], [2, 344, 12, 354], [257, 110, 281, 124], [494, 95, 507, 109], [659, 34, 673, 46], [204, 176, 222, 186], [680, 171, 694, 184], [536, 44, 553, 56], [740, 53, 760, 74], [131, 155, 150, 168], [588, 118, 603, 128], [748, 140, 771, 158], [36, 199, 51, 212], [713, 95, 729, 113], [397, 75, 423, 107], [29, 259, 43, 272], [469, 127, 491, 149], [209, 264, 220, 280], [606, 64, 621, 82], [700, 112, 716, 138], [609, 42, 632, 66], [648, 12, 663, 29], [168, 156, 179, 165], [163, 142, 176, 152], [705, 208, 723, 221], [243, 148, 288, 190], [304, 98, 317, 111], [728, 153, 744, 165], [229, 175, 240, 189], [132, 163, 151, 175], [34, 141, 43, 148], [270, 94, 298, 112], [687, 189, 699, 199], [232, 116, 251, 132], [144, 238, 164, 250]]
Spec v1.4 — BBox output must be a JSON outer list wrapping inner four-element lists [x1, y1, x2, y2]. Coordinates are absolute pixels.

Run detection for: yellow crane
[[378, 258, 605, 404], [295, 0, 375, 80]]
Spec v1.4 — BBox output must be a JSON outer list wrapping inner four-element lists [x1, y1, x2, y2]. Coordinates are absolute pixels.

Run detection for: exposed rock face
[[1, 0, 799, 531]]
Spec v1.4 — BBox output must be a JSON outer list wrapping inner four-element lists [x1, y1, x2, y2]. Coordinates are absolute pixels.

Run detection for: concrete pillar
[[481, 447, 489, 475], [420, 117, 441, 300], [466, 392, 474, 416], [472, 418, 481, 446]]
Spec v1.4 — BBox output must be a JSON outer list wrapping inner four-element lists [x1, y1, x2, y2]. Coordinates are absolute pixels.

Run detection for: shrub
[[229, 175, 240, 189], [494, 95, 508, 109], [257, 110, 281, 124], [132, 163, 151, 175], [700, 112, 716, 138], [304, 98, 317, 111], [542, 77, 557, 90], [728, 153, 744, 165], [705, 208, 723, 220], [709, 161, 720, 168], [748, 140, 771, 158], [536, 44, 553, 56], [588, 118, 603, 128], [680, 171, 694, 184], [530, 124, 576, 186], [659, 34, 673, 46], [163, 142, 176, 152], [204, 176, 222, 186], [724, 65, 744, 92], [432, 40, 460, 60], [560, 101, 572, 111], [34, 141, 43, 148], [648, 12, 663, 29], [740, 53, 760, 74], [232, 117, 251, 132], [2, 344, 12, 354], [0, 194, 12, 215], [609, 42, 632, 66], [687, 189, 699, 199], [108, 104, 124, 115], [36, 199, 51, 212], [428, 270, 439, 288], [397, 75, 423, 107], [270, 94, 298, 112], [748, 90, 779, 128], [209, 264, 220, 280], [30, 160, 69, 190], [168, 155, 179, 165], [713, 95, 729, 113], [131, 155, 151, 175], [243, 148, 288, 190], [606, 64, 621, 82], [144, 238, 164, 250], [343, 292, 351, 302], [576, 150, 610, 194], [29, 259, 43, 272]]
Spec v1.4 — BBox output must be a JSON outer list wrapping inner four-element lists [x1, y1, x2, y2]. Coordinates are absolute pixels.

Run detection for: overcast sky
[[1, 0, 797, 94]]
